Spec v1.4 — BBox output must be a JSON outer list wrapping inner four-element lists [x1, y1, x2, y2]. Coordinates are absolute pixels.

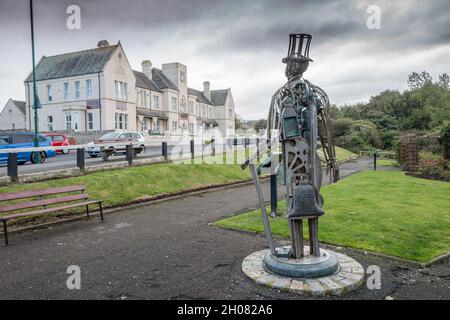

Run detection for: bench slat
[[0, 185, 86, 202], [0, 193, 89, 213], [1, 200, 102, 221]]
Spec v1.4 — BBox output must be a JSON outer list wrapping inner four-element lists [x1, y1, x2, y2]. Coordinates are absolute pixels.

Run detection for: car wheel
[[62, 149, 70, 154], [89, 154, 98, 158], [30, 151, 46, 164]]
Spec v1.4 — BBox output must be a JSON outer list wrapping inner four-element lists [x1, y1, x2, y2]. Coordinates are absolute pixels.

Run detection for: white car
[[86, 131, 147, 157]]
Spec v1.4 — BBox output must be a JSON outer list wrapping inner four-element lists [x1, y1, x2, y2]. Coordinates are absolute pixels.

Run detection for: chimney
[[203, 81, 211, 100], [97, 40, 109, 48], [141, 60, 152, 80]]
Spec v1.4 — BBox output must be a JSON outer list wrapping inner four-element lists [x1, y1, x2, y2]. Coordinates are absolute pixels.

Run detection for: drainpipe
[[98, 72, 102, 131]]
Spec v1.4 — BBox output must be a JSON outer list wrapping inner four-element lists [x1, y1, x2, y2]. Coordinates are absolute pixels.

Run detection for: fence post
[[126, 144, 133, 165], [162, 141, 168, 160], [76, 148, 85, 173], [373, 151, 377, 171], [256, 137, 260, 162], [7, 153, 18, 183], [270, 173, 278, 217], [211, 138, 215, 156], [190, 140, 194, 159]]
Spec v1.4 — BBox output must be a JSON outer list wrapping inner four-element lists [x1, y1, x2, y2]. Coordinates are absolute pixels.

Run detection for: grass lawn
[[377, 159, 398, 167], [214, 171, 450, 263], [0, 161, 251, 216], [334, 146, 356, 162]]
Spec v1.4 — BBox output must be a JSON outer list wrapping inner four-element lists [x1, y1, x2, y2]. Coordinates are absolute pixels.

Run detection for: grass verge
[[214, 171, 450, 263]]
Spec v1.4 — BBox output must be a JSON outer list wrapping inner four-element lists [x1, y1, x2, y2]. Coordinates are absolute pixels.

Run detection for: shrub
[[417, 158, 450, 181]]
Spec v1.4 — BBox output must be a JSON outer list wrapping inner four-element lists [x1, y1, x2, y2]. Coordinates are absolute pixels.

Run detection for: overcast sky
[[0, 0, 449, 119]]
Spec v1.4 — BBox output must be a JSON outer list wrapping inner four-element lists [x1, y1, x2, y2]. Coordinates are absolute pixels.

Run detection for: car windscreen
[[0, 136, 10, 145], [11, 134, 34, 144], [99, 132, 121, 140], [51, 135, 65, 142]]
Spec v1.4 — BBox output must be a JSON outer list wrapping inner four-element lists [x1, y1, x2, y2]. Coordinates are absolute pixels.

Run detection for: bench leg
[[86, 205, 90, 220], [2, 220, 8, 246], [99, 202, 104, 222]]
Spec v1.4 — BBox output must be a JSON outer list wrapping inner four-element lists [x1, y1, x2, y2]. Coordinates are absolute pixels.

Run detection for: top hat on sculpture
[[282, 33, 313, 79]]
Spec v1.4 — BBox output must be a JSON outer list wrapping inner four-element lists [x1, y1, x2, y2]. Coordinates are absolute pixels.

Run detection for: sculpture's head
[[282, 33, 313, 79]]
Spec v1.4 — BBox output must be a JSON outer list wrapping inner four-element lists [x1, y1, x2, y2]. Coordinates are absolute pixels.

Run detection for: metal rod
[[270, 173, 278, 217], [162, 141, 168, 160], [249, 163, 275, 256], [29, 0, 40, 164], [126, 144, 133, 165]]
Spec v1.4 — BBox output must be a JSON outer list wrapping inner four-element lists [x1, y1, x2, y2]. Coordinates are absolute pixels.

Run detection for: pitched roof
[[12, 100, 26, 115], [210, 89, 229, 106], [25, 45, 118, 82], [152, 68, 178, 91], [133, 70, 162, 92], [188, 88, 213, 105]]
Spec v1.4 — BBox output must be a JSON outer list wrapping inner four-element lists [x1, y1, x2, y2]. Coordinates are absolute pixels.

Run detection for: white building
[[0, 99, 26, 131], [23, 40, 235, 137]]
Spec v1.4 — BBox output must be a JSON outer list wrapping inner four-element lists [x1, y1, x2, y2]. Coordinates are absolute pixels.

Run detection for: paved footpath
[[0, 159, 449, 299]]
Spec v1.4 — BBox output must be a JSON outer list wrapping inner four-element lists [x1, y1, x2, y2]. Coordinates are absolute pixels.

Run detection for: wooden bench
[[0, 185, 103, 246]]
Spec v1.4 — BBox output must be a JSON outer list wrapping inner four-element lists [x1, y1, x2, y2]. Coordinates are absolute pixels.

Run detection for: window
[[75, 81, 81, 99], [141, 119, 147, 131], [73, 112, 79, 130], [47, 85, 52, 102], [52, 135, 64, 142], [152, 95, 160, 109], [64, 82, 70, 101], [141, 90, 148, 108], [180, 71, 185, 83], [114, 80, 128, 100], [65, 112, 72, 130], [115, 112, 128, 130], [171, 97, 177, 111], [188, 101, 194, 114], [209, 107, 213, 118], [86, 79, 92, 98], [47, 115, 53, 131], [87, 113, 93, 130], [156, 119, 160, 131], [172, 121, 177, 133], [188, 123, 194, 135]]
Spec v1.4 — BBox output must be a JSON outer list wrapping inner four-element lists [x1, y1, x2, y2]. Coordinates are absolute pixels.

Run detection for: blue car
[[0, 132, 56, 165]]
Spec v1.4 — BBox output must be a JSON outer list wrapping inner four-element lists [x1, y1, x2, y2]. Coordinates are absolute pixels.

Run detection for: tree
[[407, 71, 432, 90], [235, 114, 244, 130], [253, 119, 267, 131]]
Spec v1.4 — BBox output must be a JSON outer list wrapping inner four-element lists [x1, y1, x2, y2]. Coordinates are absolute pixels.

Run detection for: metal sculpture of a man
[[243, 33, 340, 278]]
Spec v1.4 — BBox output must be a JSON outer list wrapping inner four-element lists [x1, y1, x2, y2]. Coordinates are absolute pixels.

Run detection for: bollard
[[190, 140, 194, 159], [374, 151, 377, 171], [76, 148, 85, 173], [270, 173, 278, 217], [162, 141, 168, 160], [7, 153, 18, 183], [126, 144, 133, 165], [211, 138, 215, 156]]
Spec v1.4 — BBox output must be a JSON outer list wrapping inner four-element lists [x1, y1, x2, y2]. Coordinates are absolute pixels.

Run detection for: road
[[0, 143, 217, 176], [1, 158, 448, 299]]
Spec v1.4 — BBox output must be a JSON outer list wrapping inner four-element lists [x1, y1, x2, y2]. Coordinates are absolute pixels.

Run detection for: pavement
[[0, 158, 449, 300]]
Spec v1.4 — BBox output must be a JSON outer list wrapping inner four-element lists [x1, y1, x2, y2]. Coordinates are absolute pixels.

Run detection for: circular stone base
[[242, 246, 365, 296], [263, 246, 339, 278]]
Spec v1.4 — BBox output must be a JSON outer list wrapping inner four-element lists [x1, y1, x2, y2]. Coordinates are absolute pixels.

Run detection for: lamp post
[[30, 0, 41, 163]]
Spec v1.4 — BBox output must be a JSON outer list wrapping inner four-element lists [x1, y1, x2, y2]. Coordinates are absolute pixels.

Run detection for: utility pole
[[30, 0, 41, 163]]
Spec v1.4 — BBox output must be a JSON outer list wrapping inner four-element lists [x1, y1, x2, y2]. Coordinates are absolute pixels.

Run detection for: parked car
[[0, 132, 56, 165], [43, 133, 70, 154], [86, 131, 147, 158]]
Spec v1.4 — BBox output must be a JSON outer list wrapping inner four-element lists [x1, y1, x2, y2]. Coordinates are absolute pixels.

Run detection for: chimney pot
[[142, 60, 152, 80], [203, 81, 211, 100], [97, 40, 109, 48]]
